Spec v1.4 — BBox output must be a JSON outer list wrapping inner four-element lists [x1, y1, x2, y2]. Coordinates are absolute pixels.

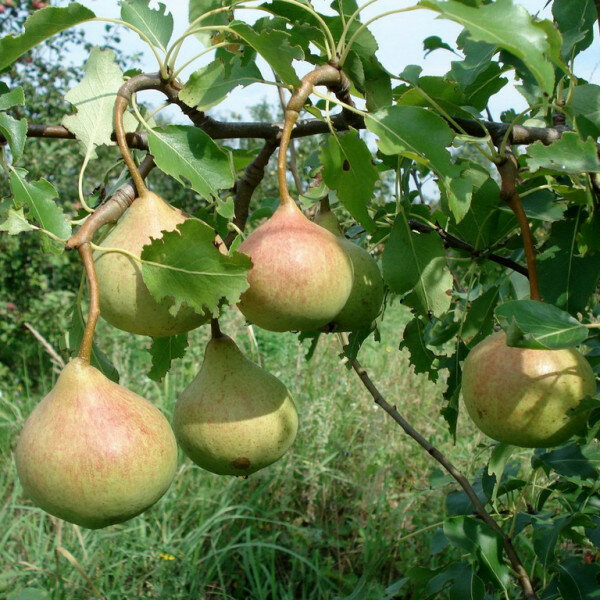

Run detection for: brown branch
[[408, 219, 529, 277], [496, 155, 541, 300], [224, 138, 279, 247], [345, 350, 538, 600], [23, 322, 65, 370], [9, 114, 573, 149]]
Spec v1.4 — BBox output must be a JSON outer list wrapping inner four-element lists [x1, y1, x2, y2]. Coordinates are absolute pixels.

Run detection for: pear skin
[[15, 358, 178, 528], [237, 203, 353, 332], [174, 335, 298, 475], [314, 210, 384, 332], [461, 332, 596, 447], [94, 190, 208, 337]]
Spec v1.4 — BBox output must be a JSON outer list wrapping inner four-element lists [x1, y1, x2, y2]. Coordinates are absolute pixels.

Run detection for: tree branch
[[344, 349, 538, 600], [224, 138, 279, 247], [6, 114, 573, 148], [408, 219, 529, 277]]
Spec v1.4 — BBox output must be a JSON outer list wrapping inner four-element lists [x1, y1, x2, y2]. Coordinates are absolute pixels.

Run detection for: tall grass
[[0, 304, 486, 599]]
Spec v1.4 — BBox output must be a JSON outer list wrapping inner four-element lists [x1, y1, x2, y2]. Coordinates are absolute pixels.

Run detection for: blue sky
[[69, 0, 600, 122]]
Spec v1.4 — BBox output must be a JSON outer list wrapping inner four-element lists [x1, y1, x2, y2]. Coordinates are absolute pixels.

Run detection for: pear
[[15, 358, 177, 529], [173, 334, 298, 476], [237, 202, 353, 332], [314, 208, 384, 332], [94, 190, 208, 337], [461, 331, 596, 447]]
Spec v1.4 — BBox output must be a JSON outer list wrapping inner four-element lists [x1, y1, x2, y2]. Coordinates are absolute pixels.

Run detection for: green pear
[[461, 331, 596, 447], [94, 190, 208, 337], [174, 334, 298, 475], [314, 209, 384, 332], [237, 202, 353, 332], [15, 358, 177, 528]]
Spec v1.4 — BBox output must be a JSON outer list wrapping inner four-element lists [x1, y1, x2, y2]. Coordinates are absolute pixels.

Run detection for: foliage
[[2, 0, 600, 598]]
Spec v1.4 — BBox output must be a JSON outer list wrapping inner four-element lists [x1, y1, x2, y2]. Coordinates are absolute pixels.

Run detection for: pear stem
[[340, 335, 538, 600], [496, 155, 541, 301], [112, 72, 169, 197], [211, 318, 223, 339], [278, 64, 351, 209], [77, 242, 100, 363]]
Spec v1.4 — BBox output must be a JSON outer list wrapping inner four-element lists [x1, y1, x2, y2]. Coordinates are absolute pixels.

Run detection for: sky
[[64, 0, 600, 123]]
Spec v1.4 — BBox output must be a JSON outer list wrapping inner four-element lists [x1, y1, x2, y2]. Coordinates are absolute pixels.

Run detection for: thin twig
[[408, 219, 529, 277], [343, 344, 538, 600], [23, 323, 65, 370], [496, 155, 541, 300]]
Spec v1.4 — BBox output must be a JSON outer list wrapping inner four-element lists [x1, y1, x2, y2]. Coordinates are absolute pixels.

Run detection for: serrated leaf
[[320, 131, 377, 233], [532, 514, 594, 566], [570, 84, 600, 134], [366, 106, 472, 222], [526, 133, 600, 174], [0, 3, 95, 71], [0, 113, 27, 162], [148, 334, 188, 381], [8, 167, 71, 242], [0, 85, 25, 111], [141, 219, 251, 316], [538, 218, 600, 315], [420, 0, 556, 96], [189, 0, 229, 46], [148, 125, 234, 199], [179, 57, 262, 111], [400, 317, 438, 381], [62, 47, 135, 160], [496, 299, 588, 349], [556, 557, 600, 599], [120, 0, 173, 51], [532, 443, 600, 481], [0, 207, 35, 234], [228, 21, 302, 85], [462, 286, 499, 345], [552, 0, 596, 60], [383, 212, 452, 317]]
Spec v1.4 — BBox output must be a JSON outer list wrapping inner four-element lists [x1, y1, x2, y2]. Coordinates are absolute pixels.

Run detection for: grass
[[0, 303, 489, 599]]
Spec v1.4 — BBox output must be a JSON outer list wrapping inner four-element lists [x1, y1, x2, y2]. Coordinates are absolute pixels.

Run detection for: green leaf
[[420, 0, 556, 96], [148, 334, 188, 381], [382, 212, 453, 317], [120, 0, 173, 51], [179, 57, 262, 111], [400, 317, 438, 382], [552, 0, 596, 60], [228, 21, 302, 85], [495, 299, 588, 350], [0, 85, 25, 111], [570, 84, 600, 134], [189, 0, 229, 46], [62, 47, 135, 160], [443, 516, 509, 587], [461, 286, 499, 345], [141, 219, 251, 316], [538, 218, 600, 315], [8, 168, 71, 242], [320, 131, 377, 233], [0, 207, 36, 234], [532, 515, 593, 566], [532, 443, 600, 481], [148, 125, 234, 199], [0, 3, 95, 71], [8, 589, 51, 600], [0, 113, 27, 162], [64, 299, 119, 383], [366, 106, 472, 222], [556, 557, 600, 599], [526, 133, 600, 174]]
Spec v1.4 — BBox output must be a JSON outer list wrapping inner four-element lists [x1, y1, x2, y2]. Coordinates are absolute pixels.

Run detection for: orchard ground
[[0, 302, 502, 600]]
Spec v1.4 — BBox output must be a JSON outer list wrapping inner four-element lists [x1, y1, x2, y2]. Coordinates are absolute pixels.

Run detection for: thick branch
[[408, 219, 529, 277], [346, 352, 538, 600], [8, 115, 572, 148], [225, 138, 278, 247], [496, 156, 541, 300]]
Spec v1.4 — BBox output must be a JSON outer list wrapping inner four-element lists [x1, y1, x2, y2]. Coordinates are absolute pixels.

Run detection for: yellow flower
[[158, 553, 176, 561]]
